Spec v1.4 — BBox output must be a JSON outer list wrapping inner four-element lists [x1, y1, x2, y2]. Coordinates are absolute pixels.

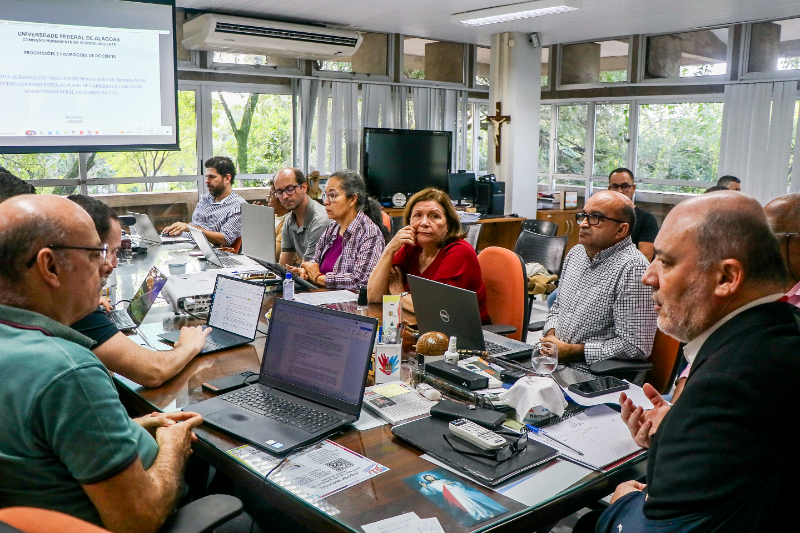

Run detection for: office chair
[[390, 216, 404, 237], [477, 246, 530, 343], [589, 329, 682, 394], [381, 211, 392, 234], [0, 496, 243, 533], [230, 236, 243, 254], [522, 219, 559, 237], [514, 231, 568, 332]]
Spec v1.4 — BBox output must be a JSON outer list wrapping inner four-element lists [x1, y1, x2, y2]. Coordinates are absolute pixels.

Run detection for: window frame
[[636, 28, 733, 85], [310, 32, 394, 81], [555, 36, 633, 91], [739, 18, 800, 82], [400, 34, 470, 88]]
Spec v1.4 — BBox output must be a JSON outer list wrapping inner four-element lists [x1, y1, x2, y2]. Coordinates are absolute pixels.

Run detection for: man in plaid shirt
[[163, 156, 246, 246], [542, 190, 657, 384]]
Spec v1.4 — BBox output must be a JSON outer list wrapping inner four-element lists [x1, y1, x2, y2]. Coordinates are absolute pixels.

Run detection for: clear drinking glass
[[532, 341, 559, 376]]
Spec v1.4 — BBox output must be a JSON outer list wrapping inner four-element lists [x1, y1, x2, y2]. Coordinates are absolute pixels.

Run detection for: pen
[[525, 424, 584, 456]]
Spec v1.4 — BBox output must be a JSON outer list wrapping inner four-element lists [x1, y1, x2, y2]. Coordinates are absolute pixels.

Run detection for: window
[[748, 17, 800, 73], [212, 52, 299, 70], [636, 102, 723, 192], [404, 37, 465, 84], [0, 153, 79, 195], [465, 102, 489, 172], [211, 91, 293, 186], [593, 103, 629, 176], [541, 47, 550, 87], [561, 39, 629, 85], [645, 29, 728, 80], [87, 91, 198, 191], [476, 46, 490, 86], [539, 104, 551, 174], [556, 105, 588, 174], [316, 32, 389, 76]]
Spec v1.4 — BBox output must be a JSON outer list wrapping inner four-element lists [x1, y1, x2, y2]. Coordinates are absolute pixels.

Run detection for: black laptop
[[158, 275, 264, 354], [188, 298, 379, 454], [407, 275, 535, 361]]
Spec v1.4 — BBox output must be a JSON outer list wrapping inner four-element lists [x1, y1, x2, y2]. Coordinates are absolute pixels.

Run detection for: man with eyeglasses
[[162, 156, 246, 246], [67, 195, 210, 388], [0, 195, 203, 531], [542, 190, 657, 384], [607, 168, 659, 262], [274, 167, 328, 266]]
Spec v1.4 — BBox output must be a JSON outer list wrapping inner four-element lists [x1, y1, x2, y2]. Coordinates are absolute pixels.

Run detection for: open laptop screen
[[263, 300, 376, 406], [128, 267, 168, 325], [208, 275, 264, 338]]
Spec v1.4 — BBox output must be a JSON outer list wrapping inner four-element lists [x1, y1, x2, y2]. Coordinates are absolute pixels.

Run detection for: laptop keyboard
[[109, 310, 136, 330], [485, 340, 509, 355], [222, 388, 341, 434], [205, 328, 248, 350], [219, 256, 243, 267]]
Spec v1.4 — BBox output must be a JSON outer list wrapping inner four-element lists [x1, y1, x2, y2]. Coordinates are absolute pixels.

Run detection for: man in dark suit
[[594, 191, 800, 532]]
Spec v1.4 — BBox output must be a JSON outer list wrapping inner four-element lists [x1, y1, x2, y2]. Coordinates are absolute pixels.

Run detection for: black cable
[[112, 299, 131, 308]]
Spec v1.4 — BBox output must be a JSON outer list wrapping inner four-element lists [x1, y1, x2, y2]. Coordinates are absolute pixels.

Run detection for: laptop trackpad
[[206, 408, 257, 428]]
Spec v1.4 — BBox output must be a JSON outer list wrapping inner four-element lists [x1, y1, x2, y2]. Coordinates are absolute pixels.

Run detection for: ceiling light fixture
[[453, 0, 582, 26]]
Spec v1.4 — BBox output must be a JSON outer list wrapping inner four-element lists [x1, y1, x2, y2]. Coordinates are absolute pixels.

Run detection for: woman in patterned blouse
[[291, 169, 388, 289]]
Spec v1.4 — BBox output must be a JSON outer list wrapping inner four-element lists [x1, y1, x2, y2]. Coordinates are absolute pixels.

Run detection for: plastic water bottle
[[283, 272, 295, 301]]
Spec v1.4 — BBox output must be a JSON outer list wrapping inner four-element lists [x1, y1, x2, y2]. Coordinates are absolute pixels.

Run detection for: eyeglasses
[[775, 232, 799, 280], [25, 244, 109, 268], [575, 212, 626, 226], [608, 183, 633, 192], [323, 191, 341, 203], [443, 429, 528, 463], [273, 184, 301, 198]]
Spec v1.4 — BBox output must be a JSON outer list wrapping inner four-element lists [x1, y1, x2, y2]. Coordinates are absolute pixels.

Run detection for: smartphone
[[567, 376, 629, 398]]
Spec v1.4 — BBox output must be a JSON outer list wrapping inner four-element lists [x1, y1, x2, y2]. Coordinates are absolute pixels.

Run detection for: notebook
[[188, 298, 379, 455], [391, 415, 558, 486], [526, 404, 643, 470], [158, 274, 264, 354], [407, 275, 535, 361], [108, 266, 167, 331]]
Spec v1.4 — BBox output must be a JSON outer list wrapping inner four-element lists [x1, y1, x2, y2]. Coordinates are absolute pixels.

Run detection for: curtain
[[410, 87, 467, 170], [296, 79, 320, 174], [718, 81, 797, 204]]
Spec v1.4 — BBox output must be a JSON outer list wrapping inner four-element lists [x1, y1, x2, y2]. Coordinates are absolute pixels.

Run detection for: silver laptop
[[109, 266, 167, 331], [158, 275, 264, 354], [188, 226, 263, 268], [128, 212, 192, 244], [407, 275, 535, 361], [189, 298, 379, 455], [240, 203, 276, 262]]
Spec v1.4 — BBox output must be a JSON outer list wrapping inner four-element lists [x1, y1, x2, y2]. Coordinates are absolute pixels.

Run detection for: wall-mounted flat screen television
[[0, 0, 178, 154], [362, 128, 452, 202]]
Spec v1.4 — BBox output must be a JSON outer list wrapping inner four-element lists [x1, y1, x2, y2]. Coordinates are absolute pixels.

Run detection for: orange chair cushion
[[478, 247, 525, 341], [381, 211, 392, 233], [230, 236, 242, 254], [646, 330, 682, 393], [0, 508, 109, 533]]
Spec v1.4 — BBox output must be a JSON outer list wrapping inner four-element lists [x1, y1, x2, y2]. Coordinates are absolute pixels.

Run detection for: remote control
[[449, 418, 507, 451]]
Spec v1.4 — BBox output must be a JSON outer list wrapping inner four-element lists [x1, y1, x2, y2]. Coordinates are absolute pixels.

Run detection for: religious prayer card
[[402, 468, 508, 527], [227, 440, 389, 503]]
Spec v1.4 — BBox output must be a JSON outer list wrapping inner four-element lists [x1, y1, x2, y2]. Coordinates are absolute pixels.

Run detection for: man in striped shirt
[[163, 156, 246, 246]]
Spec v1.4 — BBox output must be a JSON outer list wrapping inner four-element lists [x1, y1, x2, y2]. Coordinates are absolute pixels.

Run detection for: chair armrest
[[160, 495, 243, 533], [589, 360, 653, 383], [482, 324, 517, 336]]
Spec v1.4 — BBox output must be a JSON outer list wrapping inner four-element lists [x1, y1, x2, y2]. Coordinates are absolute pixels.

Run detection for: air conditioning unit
[[182, 14, 363, 60]]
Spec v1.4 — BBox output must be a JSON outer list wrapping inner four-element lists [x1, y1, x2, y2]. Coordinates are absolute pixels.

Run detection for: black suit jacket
[[644, 302, 800, 530]]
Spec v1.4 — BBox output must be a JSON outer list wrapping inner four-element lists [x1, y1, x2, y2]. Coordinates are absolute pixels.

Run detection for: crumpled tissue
[[500, 376, 567, 423]]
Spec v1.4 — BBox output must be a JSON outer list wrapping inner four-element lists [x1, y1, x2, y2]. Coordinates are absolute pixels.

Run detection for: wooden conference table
[[112, 243, 646, 533]]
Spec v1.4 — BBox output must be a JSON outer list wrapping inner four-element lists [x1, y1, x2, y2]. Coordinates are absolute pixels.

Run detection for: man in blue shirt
[[0, 194, 203, 533]]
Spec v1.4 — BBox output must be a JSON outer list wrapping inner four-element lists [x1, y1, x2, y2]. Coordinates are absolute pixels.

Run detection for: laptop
[[189, 298, 378, 455], [128, 212, 192, 244], [238, 204, 316, 291], [407, 275, 535, 361], [109, 266, 168, 331], [240, 203, 276, 262], [188, 226, 263, 268], [158, 275, 264, 354]]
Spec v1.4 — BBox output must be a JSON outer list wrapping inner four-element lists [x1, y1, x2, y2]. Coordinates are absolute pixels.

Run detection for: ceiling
[[177, 0, 800, 46]]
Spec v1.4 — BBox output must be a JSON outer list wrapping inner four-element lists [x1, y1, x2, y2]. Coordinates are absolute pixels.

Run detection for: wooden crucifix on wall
[[487, 102, 511, 164]]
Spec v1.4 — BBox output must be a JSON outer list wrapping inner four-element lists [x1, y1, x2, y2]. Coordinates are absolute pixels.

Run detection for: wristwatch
[[399, 291, 410, 299]]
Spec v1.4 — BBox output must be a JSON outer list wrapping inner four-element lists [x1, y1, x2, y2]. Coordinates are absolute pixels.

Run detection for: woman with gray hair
[[291, 169, 388, 289]]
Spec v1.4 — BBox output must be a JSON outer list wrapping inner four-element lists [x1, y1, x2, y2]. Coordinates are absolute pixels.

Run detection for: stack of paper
[[459, 212, 480, 224], [362, 512, 444, 533], [527, 404, 643, 470], [363, 382, 438, 425]]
